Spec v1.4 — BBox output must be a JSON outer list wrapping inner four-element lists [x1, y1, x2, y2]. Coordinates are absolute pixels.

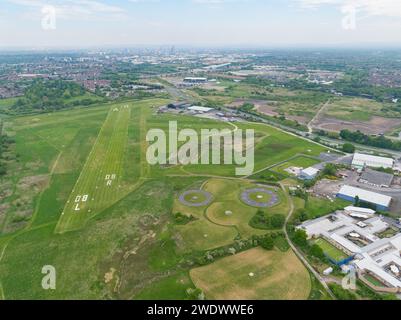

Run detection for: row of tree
[[340, 129, 401, 151]]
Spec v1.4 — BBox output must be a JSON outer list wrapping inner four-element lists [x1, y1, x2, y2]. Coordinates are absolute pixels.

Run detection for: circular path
[[241, 188, 280, 208], [179, 190, 214, 207]]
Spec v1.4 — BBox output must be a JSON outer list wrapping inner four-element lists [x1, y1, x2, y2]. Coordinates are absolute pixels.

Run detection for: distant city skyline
[[2, 0, 401, 49]]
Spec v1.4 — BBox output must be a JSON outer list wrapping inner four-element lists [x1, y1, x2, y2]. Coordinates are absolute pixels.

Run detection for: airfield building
[[352, 153, 394, 170], [183, 77, 208, 84], [337, 185, 392, 211], [188, 106, 213, 113], [299, 167, 320, 180]]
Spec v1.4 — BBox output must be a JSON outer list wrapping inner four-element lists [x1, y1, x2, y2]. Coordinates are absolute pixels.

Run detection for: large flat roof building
[[188, 106, 213, 113], [299, 209, 401, 291], [352, 153, 394, 170], [337, 185, 392, 211], [183, 77, 208, 84]]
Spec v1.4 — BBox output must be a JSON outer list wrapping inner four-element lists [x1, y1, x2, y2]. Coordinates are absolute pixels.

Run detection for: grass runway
[[55, 105, 131, 233]]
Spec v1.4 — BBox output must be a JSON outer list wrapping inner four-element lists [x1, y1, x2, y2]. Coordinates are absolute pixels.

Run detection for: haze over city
[[2, 0, 401, 49]]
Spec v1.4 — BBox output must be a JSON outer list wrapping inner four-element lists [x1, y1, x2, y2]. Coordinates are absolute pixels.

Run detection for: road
[[307, 99, 331, 135], [281, 183, 336, 300]]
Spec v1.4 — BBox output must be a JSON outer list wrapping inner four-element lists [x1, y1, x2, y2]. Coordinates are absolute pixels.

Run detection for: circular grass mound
[[179, 190, 214, 207], [241, 188, 280, 208]]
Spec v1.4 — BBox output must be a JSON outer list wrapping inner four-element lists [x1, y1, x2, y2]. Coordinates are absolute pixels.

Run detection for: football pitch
[[55, 104, 131, 233]]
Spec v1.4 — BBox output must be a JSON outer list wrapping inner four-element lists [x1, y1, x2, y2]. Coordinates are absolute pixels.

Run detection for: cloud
[[7, 0, 126, 20], [295, 0, 401, 18]]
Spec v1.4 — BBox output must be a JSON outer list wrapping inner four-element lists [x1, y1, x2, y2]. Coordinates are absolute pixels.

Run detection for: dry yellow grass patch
[[190, 247, 311, 300]]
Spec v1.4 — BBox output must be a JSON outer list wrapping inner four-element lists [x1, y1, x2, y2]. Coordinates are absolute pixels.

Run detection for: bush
[[329, 283, 357, 300], [292, 229, 308, 248], [342, 143, 356, 153], [310, 244, 325, 259], [260, 236, 274, 250], [249, 211, 285, 230], [173, 212, 195, 225]]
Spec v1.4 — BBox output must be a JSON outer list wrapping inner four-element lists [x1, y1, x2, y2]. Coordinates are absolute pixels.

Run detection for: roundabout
[[179, 190, 214, 207], [240, 187, 280, 208]]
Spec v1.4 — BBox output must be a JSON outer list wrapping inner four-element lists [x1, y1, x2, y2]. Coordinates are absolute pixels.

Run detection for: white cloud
[[7, 0, 125, 20], [296, 0, 401, 18]]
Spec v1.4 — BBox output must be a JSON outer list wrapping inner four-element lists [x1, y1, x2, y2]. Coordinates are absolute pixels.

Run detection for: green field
[[272, 155, 321, 176], [305, 197, 349, 220], [315, 238, 348, 261]]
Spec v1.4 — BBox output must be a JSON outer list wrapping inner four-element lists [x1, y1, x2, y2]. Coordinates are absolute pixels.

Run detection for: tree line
[[340, 129, 401, 151], [13, 80, 100, 113]]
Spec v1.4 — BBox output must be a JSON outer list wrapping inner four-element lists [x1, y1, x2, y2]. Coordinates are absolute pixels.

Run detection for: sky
[[1, 0, 401, 49]]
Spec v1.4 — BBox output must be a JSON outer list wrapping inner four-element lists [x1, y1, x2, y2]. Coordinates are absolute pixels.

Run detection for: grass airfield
[[56, 104, 131, 233], [0, 97, 331, 300]]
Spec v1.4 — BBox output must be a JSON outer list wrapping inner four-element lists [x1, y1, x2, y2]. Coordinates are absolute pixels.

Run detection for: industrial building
[[337, 185, 392, 211], [167, 102, 191, 109], [299, 209, 401, 291], [352, 153, 394, 170], [299, 167, 320, 180], [188, 106, 213, 113], [359, 169, 394, 188], [183, 77, 208, 84]]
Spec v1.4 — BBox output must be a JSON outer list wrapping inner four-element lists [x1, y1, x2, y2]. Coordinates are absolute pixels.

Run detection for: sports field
[[55, 105, 132, 233], [315, 238, 348, 261], [190, 247, 311, 300]]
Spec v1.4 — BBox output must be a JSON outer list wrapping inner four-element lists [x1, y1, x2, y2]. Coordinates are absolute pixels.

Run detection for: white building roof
[[301, 167, 320, 177], [330, 233, 362, 254], [352, 153, 394, 169], [344, 206, 376, 215], [355, 255, 401, 288], [188, 106, 213, 113], [300, 209, 401, 289], [184, 77, 207, 81], [338, 185, 392, 208]]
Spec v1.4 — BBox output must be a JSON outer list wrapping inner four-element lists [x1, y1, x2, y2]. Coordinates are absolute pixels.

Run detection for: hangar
[[337, 185, 392, 211], [352, 153, 394, 170], [183, 77, 208, 84]]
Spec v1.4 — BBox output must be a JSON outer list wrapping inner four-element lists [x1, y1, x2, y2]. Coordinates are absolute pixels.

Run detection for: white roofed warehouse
[[183, 77, 208, 84], [352, 153, 394, 170], [188, 106, 213, 113], [337, 185, 392, 211], [299, 167, 320, 180]]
